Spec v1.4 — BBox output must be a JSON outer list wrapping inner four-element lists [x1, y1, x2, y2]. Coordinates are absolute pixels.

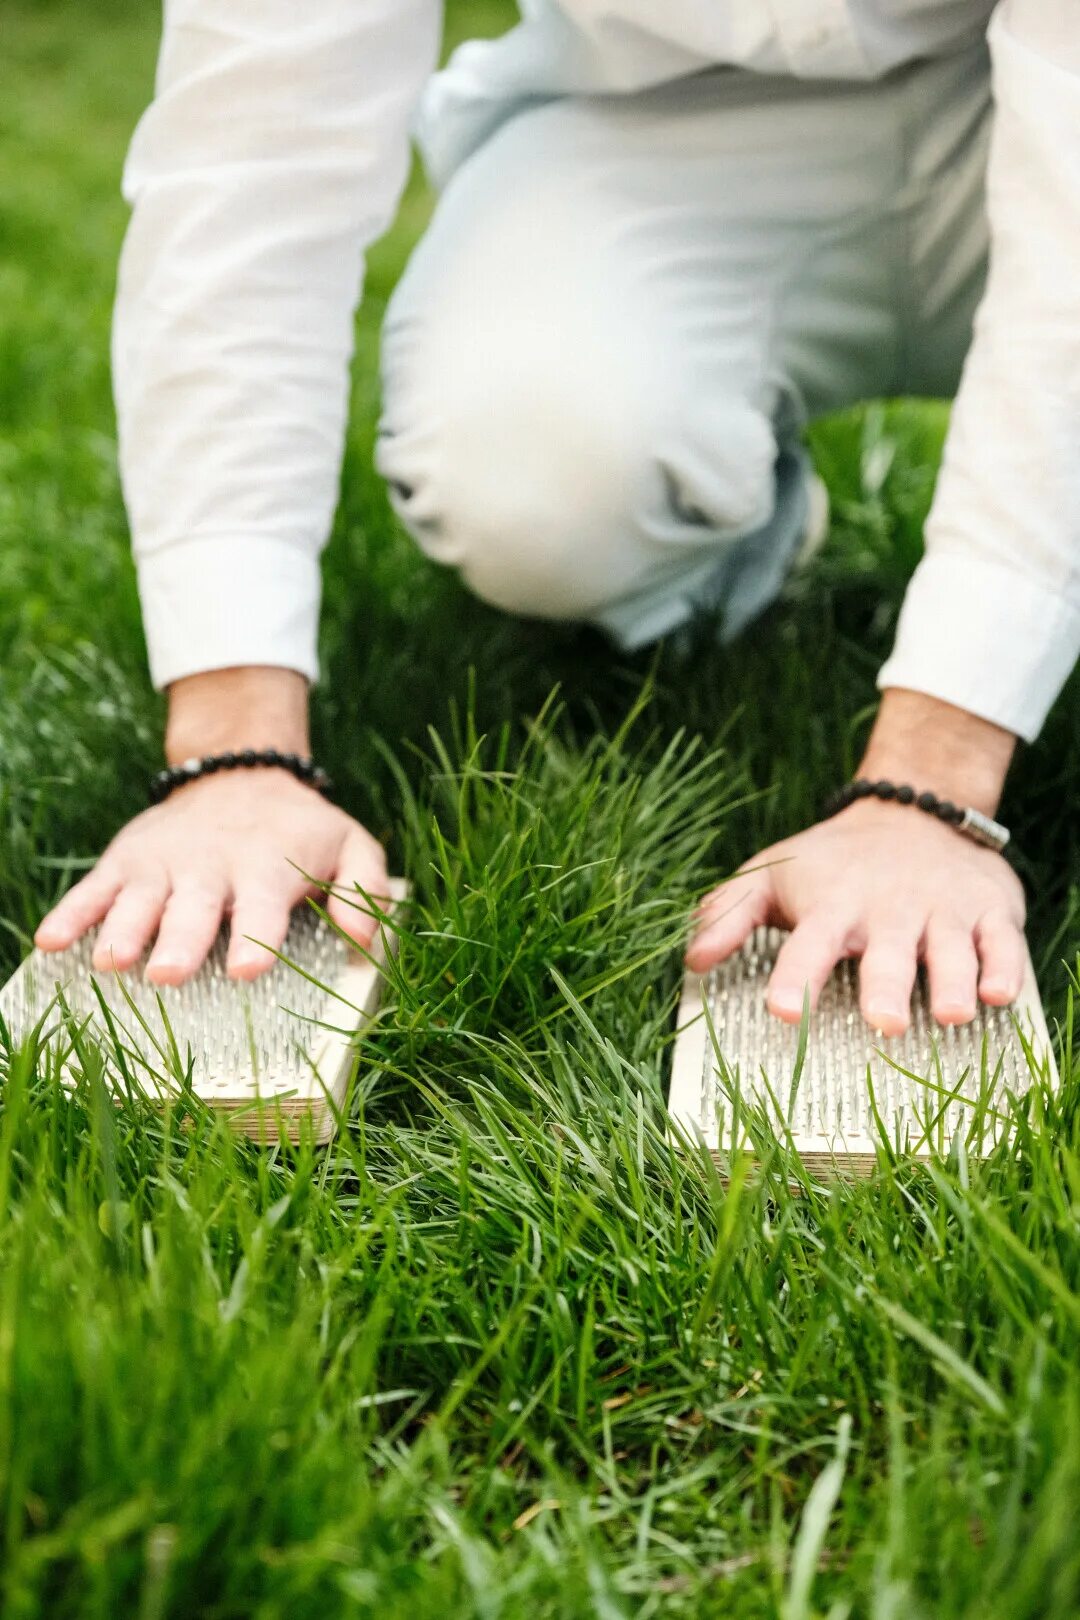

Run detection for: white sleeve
[[113, 0, 441, 690], [877, 0, 1080, 742]]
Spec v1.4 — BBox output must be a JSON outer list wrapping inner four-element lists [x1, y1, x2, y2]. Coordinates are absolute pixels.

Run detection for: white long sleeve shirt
[[114, 0, 1080, 742]]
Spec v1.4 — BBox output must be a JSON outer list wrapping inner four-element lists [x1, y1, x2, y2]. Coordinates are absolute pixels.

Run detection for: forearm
[[857, 689, 1016, 817], [875, 1, 1080, 743], [116, 0, 441, 691], [164, 668, 310, 764]]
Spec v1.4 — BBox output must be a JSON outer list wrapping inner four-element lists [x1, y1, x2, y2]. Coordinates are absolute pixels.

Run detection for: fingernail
[[867, 1006, 905, 1034], [936, 1001, 975, 1026], [768, 988, 803, 1017], [147, 958, 184, 981], [228, 955, 264, 979]]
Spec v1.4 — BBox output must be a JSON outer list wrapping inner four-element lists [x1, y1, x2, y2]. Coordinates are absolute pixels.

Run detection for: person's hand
[[686, 795, 1026, 1034], [34, 768, 390, 984]]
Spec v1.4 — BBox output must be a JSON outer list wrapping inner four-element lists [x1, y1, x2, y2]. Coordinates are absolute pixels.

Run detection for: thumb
[[685, 863, 775, 974], [324, 831, 392, 950]]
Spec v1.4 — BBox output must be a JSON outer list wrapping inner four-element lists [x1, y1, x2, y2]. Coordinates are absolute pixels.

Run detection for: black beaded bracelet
[[821, 777, 1010, 853], [149, 749, 332, 805]]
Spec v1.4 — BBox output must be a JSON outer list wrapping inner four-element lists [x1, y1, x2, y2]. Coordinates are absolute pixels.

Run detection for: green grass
[[2, 2, 1080, 1614]]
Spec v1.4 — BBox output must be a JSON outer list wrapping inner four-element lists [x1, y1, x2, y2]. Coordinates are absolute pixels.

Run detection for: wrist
[[856, 689, 1016, 817], [164, 667, 310, 765]]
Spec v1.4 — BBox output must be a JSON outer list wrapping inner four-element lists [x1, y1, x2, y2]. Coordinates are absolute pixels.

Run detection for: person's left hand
[[686, 796, 1027, 1033]]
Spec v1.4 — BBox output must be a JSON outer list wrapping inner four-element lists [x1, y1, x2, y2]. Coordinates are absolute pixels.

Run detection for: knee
[[377, 182, 778, 625], [378, 294, 661, 621], [379, 331, 776, 629]]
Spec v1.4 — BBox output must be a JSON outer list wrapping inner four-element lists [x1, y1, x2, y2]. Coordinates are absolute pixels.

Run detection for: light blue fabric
[[380, 43, 990, 650], [415, 0, 997, 189]]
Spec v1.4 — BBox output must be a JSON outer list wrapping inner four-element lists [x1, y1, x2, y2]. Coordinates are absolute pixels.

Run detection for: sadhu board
[[0, 880, 408, 1144], [670, 925, 1058, 1178]]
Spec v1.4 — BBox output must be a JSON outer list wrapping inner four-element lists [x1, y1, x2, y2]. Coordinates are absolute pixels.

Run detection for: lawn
[[1, 2, 1079, 1615]]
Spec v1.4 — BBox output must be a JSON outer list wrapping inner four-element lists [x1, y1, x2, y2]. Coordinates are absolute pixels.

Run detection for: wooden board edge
[[1015, 947, 1059, 1088], [668, 969, 709, 1141], [254, 881, 409, 1146]]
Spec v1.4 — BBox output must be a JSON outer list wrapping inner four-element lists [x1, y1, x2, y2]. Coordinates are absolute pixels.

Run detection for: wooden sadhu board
[[670, 926, 1057, 1178], [0, 880, 408, 1144]]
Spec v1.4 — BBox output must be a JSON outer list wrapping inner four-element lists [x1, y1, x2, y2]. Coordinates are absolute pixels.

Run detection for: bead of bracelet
[[823, 778, 982, 837], [148, 749, 333, 806]]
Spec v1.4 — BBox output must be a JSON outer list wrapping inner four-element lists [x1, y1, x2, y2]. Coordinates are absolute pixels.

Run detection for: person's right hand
[[34, 767, 390, 985]]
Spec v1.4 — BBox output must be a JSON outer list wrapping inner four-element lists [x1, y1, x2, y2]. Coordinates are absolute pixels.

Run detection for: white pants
[[377, 42, 990, 649]]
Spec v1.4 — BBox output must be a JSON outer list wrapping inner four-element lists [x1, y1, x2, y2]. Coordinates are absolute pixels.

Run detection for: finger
[[857, 922, 922, 1036], [35, 867, 124, 951], [91, 877, 171, 973], [226, 886, 300, 981], [325, 833, 391, 950], [923, 915, 979, 1026], [685, 867, 774, 974], [975, 909, 1027, 1007], [145, 879, 229, 986], [766, 911, 855, 1024], [692, 856, 780, 924]]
